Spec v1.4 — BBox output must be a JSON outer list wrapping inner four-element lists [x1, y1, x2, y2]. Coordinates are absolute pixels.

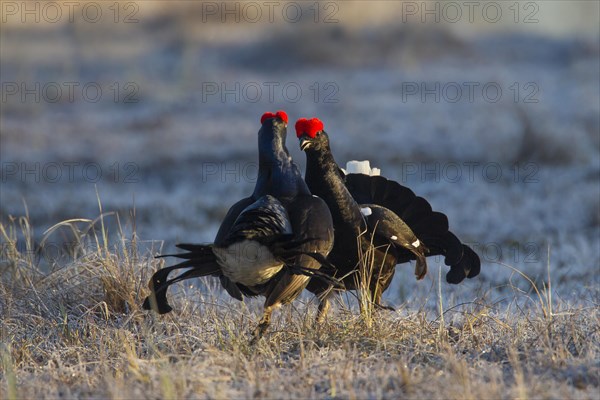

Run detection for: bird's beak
[[299, 135, 312, 151]]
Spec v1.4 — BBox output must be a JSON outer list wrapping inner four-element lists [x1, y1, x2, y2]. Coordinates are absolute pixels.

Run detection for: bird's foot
[[249, 323, 268, 345], [374, 303, 395, 312], [250, 312, 272, 345]]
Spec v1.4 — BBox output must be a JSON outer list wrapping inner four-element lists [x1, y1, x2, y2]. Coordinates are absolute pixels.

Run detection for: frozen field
[[2, 11, 598, 305], [1, 2, 599, 398]]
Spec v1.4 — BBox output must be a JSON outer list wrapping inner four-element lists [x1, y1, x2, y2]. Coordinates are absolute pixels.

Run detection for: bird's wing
[[363, 204, 428, 280], [214, 196, 256, 245], [363, 205, 420, 247], [285, 195, 335, 256], [221, 195, 293, 246], [262, 195, 335, 306]]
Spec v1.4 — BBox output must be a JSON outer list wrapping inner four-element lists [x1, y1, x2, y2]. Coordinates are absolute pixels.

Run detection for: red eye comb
[[295, 117, 324, 138], [260, 110, 288, 124]]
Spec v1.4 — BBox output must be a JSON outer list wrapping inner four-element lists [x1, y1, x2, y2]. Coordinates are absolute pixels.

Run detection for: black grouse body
[[296, 117, 480, 320], [143, 111, 335, 341]]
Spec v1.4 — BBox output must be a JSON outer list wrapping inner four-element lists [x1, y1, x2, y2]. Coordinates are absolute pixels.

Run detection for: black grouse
[[143, 111, 336, 341], [296, 117, 480, 321]]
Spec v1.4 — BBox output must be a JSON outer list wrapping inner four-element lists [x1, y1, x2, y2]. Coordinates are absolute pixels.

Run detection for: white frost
[[360, 207, 372, 216]]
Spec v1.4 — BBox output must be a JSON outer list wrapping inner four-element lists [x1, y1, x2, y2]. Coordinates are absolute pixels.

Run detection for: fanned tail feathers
[[345, 173, 480, 283]]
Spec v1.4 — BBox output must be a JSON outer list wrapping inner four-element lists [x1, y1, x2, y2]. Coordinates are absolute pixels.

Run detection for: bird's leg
[[373, 289, 395, 311], [316, 296, 331, 324], [250, 306, 274, 344]]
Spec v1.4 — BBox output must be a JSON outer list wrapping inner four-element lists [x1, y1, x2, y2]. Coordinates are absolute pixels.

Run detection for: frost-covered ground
[[1, 5, 599, 310], [1, 3, 600, 399]]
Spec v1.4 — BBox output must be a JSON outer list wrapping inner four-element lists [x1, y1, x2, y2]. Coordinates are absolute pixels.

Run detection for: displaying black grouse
[[143, 111, 336, 341], [296, 117, 480, 320]]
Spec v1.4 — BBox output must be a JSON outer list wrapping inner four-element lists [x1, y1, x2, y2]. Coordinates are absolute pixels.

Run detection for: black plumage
[[296, 118, 480, 320], [143, 111, 335, 341]]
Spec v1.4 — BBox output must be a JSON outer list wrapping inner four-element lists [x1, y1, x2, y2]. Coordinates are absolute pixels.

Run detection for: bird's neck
[[305, 148, 364, 229], [254, 132, 309, 199], [258, 135, 289, 168]]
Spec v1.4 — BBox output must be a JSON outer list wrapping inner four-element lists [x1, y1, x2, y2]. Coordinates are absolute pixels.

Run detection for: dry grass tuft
[[1, 212, 598, 399]]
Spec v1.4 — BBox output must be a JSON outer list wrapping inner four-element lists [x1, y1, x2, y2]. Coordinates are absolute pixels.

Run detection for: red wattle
[[295, 118, 309, 137], [260, 112, 275, 124], [275, 110, 288, 124], [295, 117, 323, 138], [261, 110, 288, 124]]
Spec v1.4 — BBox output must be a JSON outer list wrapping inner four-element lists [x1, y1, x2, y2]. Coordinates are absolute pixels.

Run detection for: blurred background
[[1, 1, 598, 305]]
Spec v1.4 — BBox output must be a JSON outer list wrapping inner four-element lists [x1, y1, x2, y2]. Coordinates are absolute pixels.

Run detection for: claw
[[375, 303, 395, 311]]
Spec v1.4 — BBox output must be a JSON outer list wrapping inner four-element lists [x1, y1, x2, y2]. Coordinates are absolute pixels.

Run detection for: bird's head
[[260, 110, 288, 128], [295, 117, 329, 152], [259, 110, 289, 146]]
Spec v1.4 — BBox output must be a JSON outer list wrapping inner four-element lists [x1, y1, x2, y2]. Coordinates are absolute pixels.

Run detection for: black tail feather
[[345, 173, 480, 282], [143, 246, 220, 314], [176, 243, 215, 253], [143, 263, 191, 314], [409, 211, 449, 236], [345, 174, 416, 215], [421, 231, 464, 266], [176, 243, 206, 250], [464, 245, 481, 278], [401, 196, 434, 226], [446, 245, 481, 284], [154, 243, 214, 260]]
